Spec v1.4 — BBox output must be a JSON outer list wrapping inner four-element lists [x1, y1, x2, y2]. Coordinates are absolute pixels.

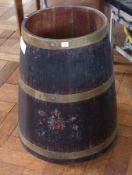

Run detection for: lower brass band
[[19, 128, 116, 160]]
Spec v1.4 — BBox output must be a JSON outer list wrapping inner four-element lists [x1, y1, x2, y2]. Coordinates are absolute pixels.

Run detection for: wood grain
[[7, 67, 19, 85], [0, 148, 46, 171], [84, 158, 108, 175], [119, 125, 132, 139], [117, 74, 132, 105], [0, 101, 15, 112], [22, 169, 43, 175], [0, 161, 23, 175], [126, 154, 132, 175], [3, 135, 26, 152], [0, 61, 18, 86], [63, 164, 86, 175], [0, 109, 18, 146], [0, 30, 14, 46], [0, 111, 7, 125], [42, 163, 66, 175], [115, 73, 124, 93], [48, 0, 96, 7], [104, 136, 132, 175], [0, 59, 7, 71], [0, 83, 18, 103], [118, 103, 132, 127], [0, 52, 19, 62], [0, 31, 19, 55], [12, 125, 19, 137]]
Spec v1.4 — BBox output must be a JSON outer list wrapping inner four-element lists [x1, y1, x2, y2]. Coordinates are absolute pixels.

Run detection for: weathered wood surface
[[19, 7, 117, 163]]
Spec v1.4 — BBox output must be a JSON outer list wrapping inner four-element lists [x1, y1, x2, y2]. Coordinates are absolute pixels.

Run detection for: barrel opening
[[25, 7, 106, 39]]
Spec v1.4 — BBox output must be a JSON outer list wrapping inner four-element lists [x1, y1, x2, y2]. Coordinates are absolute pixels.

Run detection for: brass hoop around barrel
[[21, 6, 108, 50], [19, 74, 114, 104], [19, 128, 117, 160], [21, 26, 107, 50]]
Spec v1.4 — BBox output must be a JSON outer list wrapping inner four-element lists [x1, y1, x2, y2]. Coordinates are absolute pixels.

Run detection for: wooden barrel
[[19, 6, 117, 163]]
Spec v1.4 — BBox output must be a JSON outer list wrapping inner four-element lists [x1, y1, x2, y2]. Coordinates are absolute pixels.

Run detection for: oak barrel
[[19, 6, 117, 163]]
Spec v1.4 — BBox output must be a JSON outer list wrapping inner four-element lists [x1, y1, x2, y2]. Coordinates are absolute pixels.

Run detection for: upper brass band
[[21, 6, 108, 50], [21, 27, 107, 50], [21, 26, 107, 50], [19, 74, 114, 104], [19, 128, 116, 160]]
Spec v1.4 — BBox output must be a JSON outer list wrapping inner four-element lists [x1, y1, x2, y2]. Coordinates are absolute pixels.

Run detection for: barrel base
[[19, 134, 117, 164]]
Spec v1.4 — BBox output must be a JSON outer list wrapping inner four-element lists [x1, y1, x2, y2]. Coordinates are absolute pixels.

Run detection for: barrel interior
[[25, 7, 105, 39]]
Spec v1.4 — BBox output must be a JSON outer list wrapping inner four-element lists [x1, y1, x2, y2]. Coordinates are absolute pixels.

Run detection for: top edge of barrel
[[21, 5, 108, 50]]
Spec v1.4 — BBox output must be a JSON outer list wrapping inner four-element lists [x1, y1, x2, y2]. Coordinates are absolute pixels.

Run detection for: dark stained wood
[[14, 0, 24, 33], [14, 0, 41, 33], [19, 6, 117, 163], [26, 7, 103, 39], [96, 0, 105, 12], [36, 0, 41, 10]]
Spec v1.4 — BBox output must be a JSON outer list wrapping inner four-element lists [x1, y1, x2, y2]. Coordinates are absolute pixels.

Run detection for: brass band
[[21, 26, 107, 50], [21, 6, 108, 50], [19, 74, 114, 104], [19, 128, 117, 160]]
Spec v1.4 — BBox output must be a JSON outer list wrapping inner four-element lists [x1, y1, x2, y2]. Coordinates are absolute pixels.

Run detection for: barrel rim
[[21, 6, 108, 50]]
